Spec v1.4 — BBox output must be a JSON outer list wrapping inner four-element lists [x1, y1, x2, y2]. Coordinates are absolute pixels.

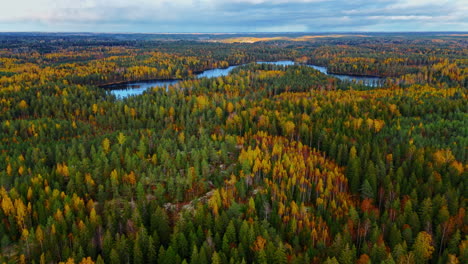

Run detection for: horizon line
[[0, 31, 467, 34]]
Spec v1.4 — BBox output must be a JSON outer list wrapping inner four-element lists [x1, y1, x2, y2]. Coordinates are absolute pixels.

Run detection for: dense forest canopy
[[0, 33, 467, 264]]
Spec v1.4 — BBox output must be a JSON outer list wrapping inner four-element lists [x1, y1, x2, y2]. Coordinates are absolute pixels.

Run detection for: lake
[[105, 60, 384, 98]]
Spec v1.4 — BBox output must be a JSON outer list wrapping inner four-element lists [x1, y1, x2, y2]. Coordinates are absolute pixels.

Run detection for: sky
[[0, 0, 467, 32]]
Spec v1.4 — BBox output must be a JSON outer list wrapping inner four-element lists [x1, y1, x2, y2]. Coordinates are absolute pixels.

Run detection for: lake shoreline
[[99, 78, 181, 88], [326, 71, 387, 79], [107, 61, 385, 98], [100, 60, 297, 89], [99, 63, 252, 88]]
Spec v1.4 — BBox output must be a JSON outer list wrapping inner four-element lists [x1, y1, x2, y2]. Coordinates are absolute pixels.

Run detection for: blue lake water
[[106, 60, 383, 98], [307, 65, 383, 85], [195, 65, 240, 78]]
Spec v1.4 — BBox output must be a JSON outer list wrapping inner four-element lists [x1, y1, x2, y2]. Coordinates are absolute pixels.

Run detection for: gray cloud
[[0, 0, 466, 32]]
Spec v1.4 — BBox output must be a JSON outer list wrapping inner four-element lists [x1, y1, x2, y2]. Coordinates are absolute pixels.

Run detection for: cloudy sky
[[0, 0, 466, 32]]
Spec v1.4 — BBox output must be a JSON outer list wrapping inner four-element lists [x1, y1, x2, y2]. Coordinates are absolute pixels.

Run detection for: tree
[[347, 149, 361, 194], [148, 236, 158, 263], [323, 257, 339, 264], [190, 246, 199, 264], [18, 100, 28, 109], [252, 236, 266, 252], [339, 244, 356, 264], [117, 133, 126, 145], [164, 246, 177, 264], [96, 255, 104, 264], [133, 238, 144, 264], [357, 254, 371, 264], [257, 250, 268, 264], [364, 161, 377, 197], [151, 207, 170, 246], [388, 224, 402, 249], [283, 121, 295, 138], [274, 244, 287, 264], [109, 249, 120, 264], [226, 102, 234, 113], [102, 138, 110, 153], [413, 231, 434, 262], [79, 257, 95, 264], [224, 221, 237, 245], [211, 251, 221, 264], [35, 225, 44, 251], [360, 180, 374, 199]]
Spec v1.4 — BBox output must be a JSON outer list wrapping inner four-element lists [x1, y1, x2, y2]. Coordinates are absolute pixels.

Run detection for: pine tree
[[388, 224, 402, 249], [133, 238, 144, 264], [347, 149, 361, 194], [323, 257, 339, 264], [190, 245, 199, 264], [339, 244, 356, 264], [148, 237, 158, 264], [198, 244, 209, 264], [257, 250, 268, 264], [211, 251, 221, 264], [370, 243, 387, 263], [360, 180, 374, 199], [158, 246, 166, 264], [109, 249, 120, 264], [151, 207, 170, 246], [364, 161, 377, 197], [96, 255, 105, 264], [165, 246, 177, 264], [447, 230, 460, 255], [225, 221, 237, 244], [274, 244, 287, 264]]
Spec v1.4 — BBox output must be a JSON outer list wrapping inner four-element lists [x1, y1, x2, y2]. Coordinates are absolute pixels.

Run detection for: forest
[[0, 33, 466, 264]]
